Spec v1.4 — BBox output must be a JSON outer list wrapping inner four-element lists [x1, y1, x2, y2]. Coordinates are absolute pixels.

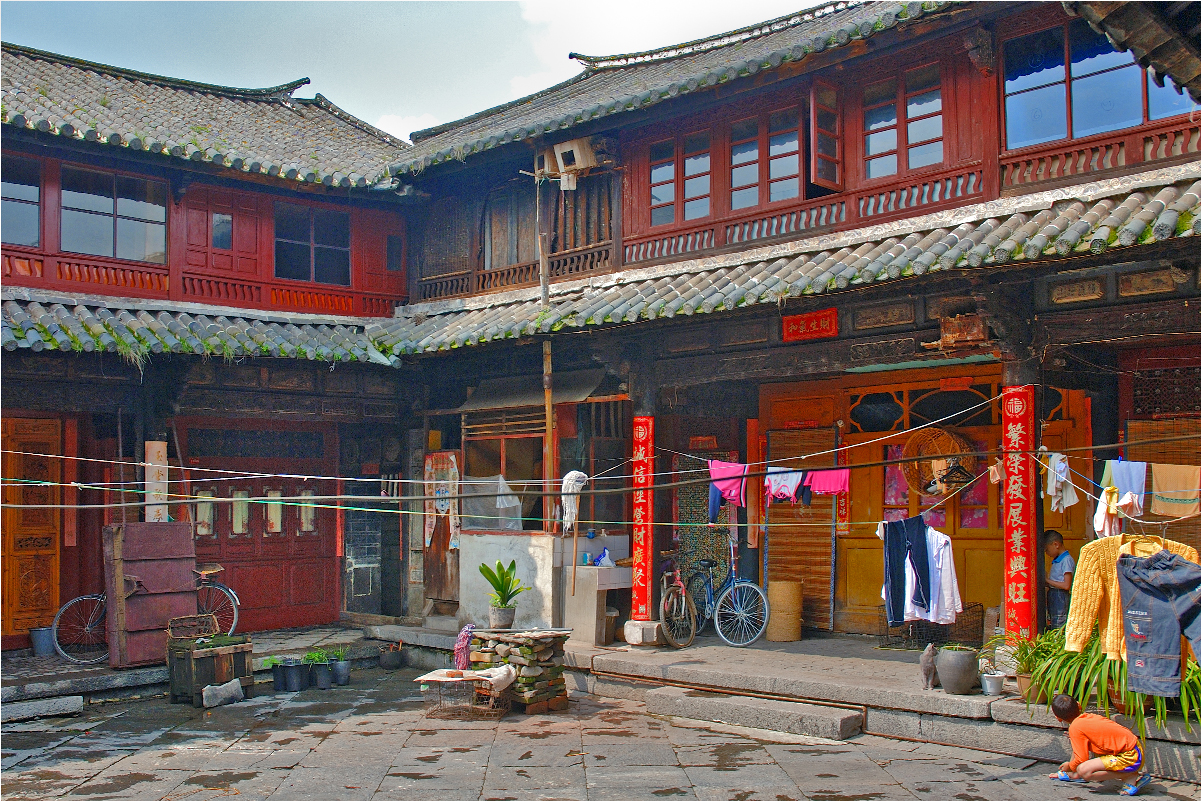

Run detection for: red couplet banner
[[1001, 385, 1037, 639], [631, 416, 655, 621]]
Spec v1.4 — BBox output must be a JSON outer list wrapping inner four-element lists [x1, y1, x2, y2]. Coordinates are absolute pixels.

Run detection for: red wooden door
[[179, 421, 339, 633]]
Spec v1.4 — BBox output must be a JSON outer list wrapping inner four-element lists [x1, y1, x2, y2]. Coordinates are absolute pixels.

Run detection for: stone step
[[644, 685, 862, 741], [422, 615, 462, 634], [2, 695, 84, 722]]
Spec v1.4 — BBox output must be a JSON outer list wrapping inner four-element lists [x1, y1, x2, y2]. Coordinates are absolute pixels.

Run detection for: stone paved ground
[[2, 625, 366, 686], [2, 668, 1198, 801]]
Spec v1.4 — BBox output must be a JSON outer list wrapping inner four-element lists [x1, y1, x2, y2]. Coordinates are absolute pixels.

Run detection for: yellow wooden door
[[1, 418, 62, 636]]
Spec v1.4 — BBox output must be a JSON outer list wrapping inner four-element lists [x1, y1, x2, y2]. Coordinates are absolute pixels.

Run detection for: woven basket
[[901, 428, 977, 496]]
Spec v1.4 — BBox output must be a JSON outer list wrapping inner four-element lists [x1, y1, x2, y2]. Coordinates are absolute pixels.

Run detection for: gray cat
[[920, 643, 939, 690]]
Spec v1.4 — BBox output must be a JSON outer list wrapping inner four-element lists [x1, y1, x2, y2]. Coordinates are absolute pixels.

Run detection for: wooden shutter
[[766, 428, 837, 630], [810, 80, 843, 191], [1126, 418, 1201, 551]]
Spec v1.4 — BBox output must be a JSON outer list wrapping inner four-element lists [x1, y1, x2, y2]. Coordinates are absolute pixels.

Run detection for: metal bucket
[[29, 626, 56, 657]]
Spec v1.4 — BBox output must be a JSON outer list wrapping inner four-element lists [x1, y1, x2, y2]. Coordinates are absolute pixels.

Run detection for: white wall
[[458, 532, 560, 629]]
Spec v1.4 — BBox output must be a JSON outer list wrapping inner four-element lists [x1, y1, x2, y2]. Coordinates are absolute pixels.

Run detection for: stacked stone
[[468, 629, 571, 714]]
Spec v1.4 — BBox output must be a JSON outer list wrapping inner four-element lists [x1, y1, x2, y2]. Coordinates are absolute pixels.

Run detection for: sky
[[0, 0, 818, 143]]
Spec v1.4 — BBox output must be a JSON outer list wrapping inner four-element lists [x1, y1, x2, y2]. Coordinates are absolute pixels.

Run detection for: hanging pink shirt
[[708, 460, 748, 507], [805, 468, 850, 494]]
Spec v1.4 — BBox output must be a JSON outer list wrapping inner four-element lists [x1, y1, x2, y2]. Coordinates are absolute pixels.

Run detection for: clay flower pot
[[488, 606, 516, 630], [934, 648, 980, 695]]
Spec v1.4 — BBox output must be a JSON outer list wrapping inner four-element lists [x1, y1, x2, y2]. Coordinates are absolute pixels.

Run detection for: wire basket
[[420, 679, 510, 720], [900, 428, 977, 496], [877, 602, 984, 650]]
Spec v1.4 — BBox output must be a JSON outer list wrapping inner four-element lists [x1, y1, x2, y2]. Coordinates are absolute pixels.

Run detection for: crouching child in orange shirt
[[1049, 694, 1150, 796]]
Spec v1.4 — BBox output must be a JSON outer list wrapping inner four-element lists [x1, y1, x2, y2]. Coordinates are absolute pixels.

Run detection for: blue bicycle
[[685, 529, 770, 647]]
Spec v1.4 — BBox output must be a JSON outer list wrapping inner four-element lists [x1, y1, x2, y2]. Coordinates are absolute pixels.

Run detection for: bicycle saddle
[[697, 559, 718, 569]]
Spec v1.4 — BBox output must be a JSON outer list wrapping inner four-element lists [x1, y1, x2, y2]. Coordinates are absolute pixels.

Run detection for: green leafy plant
[[478, 560, 531, 608], [939, 642, 978, 652], [330, 646, 348, 662], [302, 648, 329, 665], [262, 656, 281, 668], [984, 627, 1064, 675]]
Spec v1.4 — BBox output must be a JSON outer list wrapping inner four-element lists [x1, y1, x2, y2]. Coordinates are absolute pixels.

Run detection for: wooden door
[[422, 451, 460, 603], [1, 418, 62, 637], [766, 428, 837, 631]]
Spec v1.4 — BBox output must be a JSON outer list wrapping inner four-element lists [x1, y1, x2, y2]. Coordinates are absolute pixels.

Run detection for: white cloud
[[512, 0, 824, 99], [375, 112, 442, 143]]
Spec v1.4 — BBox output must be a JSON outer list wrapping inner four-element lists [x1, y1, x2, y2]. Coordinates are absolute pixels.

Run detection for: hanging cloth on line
[[1046, 453, 1080, 513], [1150, 463, 1201, 518], [879, 515, 931, 627], [805, 468, 850, 495], [1102, 460, 1147, 504], [764, 466, 807, 503], [708, 460, 748, 524], [1093, 489, 1142, 538]]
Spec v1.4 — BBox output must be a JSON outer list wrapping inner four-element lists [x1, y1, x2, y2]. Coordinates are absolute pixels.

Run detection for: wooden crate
[[168, 636, 253, 708]]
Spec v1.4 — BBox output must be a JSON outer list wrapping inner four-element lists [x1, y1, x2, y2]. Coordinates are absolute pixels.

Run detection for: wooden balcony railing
[[622, 163, 987, 268], [1002, 116, 1200, 190], [2, 247, 400, 317], [417, 241, 614, 300]]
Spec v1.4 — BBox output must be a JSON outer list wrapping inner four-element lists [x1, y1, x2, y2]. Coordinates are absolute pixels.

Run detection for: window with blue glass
[[861, 64, 944, 181], [1004, 19, 1199, 150], [647, 132, 711, 226]]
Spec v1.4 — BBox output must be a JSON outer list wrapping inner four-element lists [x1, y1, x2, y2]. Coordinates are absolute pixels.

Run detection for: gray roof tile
[[1, 42, 405, 186]]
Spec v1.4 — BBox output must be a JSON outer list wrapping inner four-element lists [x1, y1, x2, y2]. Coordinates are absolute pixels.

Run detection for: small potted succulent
[[479, 559, 530, 630], [934, 643, 980, 695], [304, 648, 333, 690], [330, 646, 351, 686], [263, 656, 284, 692]]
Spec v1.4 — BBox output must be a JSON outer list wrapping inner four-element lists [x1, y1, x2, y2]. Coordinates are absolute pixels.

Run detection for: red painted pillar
[[1001, 385, 1038, 639], [631, 416, 655, 621]]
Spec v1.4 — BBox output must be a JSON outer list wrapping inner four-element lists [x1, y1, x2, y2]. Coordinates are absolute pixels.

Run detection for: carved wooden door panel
[[1, 418, 62, 636]]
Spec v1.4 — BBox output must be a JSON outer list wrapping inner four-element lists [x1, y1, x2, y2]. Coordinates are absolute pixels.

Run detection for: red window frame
[[728, 106, 804, 211], [647, 131, 713, 228], [859, 62, 945, 183]]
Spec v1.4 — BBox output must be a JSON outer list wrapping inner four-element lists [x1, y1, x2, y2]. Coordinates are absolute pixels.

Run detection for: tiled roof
[[1066, 1, 1201, 104], [372, 161, 1201, 356], [0, 288, 394, 366], [0, 42, 405, 188], [386, 1, 960, 179]]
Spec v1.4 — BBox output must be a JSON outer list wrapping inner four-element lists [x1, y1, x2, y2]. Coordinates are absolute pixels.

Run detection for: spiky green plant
[[478, 560, 531, 609]]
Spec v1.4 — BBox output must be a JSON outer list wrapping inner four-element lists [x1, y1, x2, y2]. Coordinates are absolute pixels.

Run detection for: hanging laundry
[[988, 459, 1006, 485], [560, 470, 589, 532], [1116, 550, 1201, 696], [805, 468, 850, 495], [1064, 534, 1199, 660], [1046, 453, 1079, 513], [1102, 460, 1148, 503], [881, 516, 930, 627], [1093, 487, 1142, 538], [708, 460, 748, 524], [923, 526, 962, 625], [1150, 463, 1201, 518], [764, 466, 807, 504]]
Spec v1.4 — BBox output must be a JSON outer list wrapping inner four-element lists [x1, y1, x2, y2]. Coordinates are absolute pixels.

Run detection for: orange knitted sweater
[[1063, 535, 1199, 660]]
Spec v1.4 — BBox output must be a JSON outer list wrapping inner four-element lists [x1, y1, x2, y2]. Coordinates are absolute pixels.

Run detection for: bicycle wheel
[[197, 583, 239, 635], [52, 594, 109, 664], [714, 581, 770, 647], [660, 585, 696, 648], [686, 572, 713, 632]]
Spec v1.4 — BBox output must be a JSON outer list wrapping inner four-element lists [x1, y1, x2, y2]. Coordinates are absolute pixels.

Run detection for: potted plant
[[379, 642, 403, 670], [985, 627, 1062, 703], [330, 646, 351, 686], [479, 559, 531, 630], [263, 656, 284, 692], [304, 648, 332, 690], [281, 656, 307, 692], [934, 643, 980, 695]]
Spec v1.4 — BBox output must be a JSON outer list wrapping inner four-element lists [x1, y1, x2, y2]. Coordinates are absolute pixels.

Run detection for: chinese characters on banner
[[144, 440, 169, 523], [1001, 385, 1037, 639], [631, 416, 655, 621], [835, 444, 850, 535], [782, 307, 839, 342]]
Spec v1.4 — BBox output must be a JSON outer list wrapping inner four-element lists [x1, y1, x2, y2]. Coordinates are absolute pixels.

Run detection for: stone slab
[[0, 694, 84, 722], [591, 650, 994, 718], [623, 620, 663, 646], [0, 666, 169, 704], [646, 686, 862, 740], [365, 625, 457, 651]]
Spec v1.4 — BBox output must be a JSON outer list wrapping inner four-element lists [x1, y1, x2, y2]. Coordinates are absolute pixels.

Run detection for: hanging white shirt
[[925, 526, 962, 624]]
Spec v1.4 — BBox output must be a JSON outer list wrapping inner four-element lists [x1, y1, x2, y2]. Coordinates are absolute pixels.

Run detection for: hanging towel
[[1046, 453, 1080, 513], [708, 460, 748, 507], [805, 468, 850, 494], [988, 460, 1006, 485], [1150, 463, 1201, 518], [1103, 460, 1148, 503], [1094, 486, 1122, 537], [764, 466, 807, 503]]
